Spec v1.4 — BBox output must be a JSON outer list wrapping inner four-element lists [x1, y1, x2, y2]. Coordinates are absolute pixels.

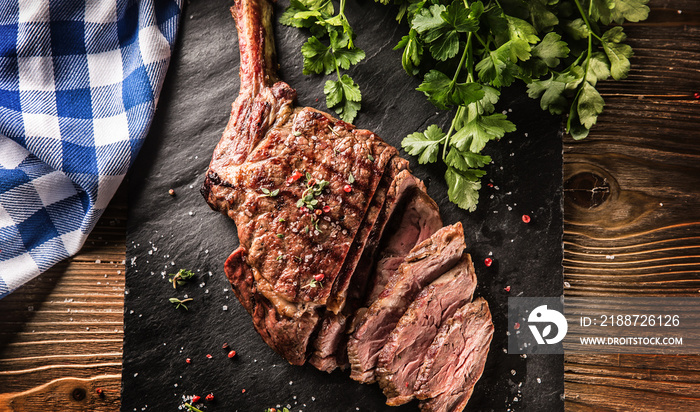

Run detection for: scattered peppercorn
[[514, 322, 520, 330], [314, 273, 325, 282], [186, 358, 191, 364], [487, 183, 494, 188], [241, 389, 246, 393], [287, 170, 303, 184], [205, 393, 214, 401], [96, 388, 103, 396], [694, 92, 700, 99], [315, 209, 322, 215], [168, 188, 175, 196], [322, 205, 331, 213], [228, 350, 237, 358], [222, 342, 229, 349], [192, 395, 201, 403], [484, 258, 493, 267], [522, 214, 531, 223], [343, 184, 352, 193], [504, 286, 511, 292], [206, 354, 212, 359]]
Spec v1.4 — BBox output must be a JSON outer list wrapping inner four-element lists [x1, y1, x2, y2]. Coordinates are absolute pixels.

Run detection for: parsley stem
[[452, 33, 472, 85], [442, 105, 464, 161], [474, 32, 489, 51]]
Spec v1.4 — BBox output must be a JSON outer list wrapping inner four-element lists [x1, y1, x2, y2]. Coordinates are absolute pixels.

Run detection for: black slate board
[[123, 0, 564, 411]]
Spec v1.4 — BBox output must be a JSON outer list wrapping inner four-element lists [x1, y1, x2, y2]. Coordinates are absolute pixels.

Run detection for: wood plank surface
[[0, 185, 126, 411], [562, 1, 700, 411], [0, 0, 698, 411]]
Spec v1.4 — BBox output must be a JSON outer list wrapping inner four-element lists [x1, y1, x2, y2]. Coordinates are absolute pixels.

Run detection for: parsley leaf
[[531, 32, 570, 68], [451, 82, 485, 106], [576, 82, 605, 129], [476, 49, 516, 88], [301, 36, 335, 75], [609, 0, 650, 24], [402, 124, 445, 164], [452, 113, 516, 153], [411, 4, 446, 34], [441, 1, 478, 33], [601, 27, 633, 80], [445, 166, 484, 212], [527, 74, 570, 115], [324, 75, 362, 122], [506, 16, 539, 44], [527, 0, 559, 32], [395, 29, 423, 75], [417, 70, 454, 110], [446, 147, 492, 170]]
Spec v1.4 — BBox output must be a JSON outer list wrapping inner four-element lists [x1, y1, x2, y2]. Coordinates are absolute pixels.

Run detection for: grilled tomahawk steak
[[202, 0, 494, 410]]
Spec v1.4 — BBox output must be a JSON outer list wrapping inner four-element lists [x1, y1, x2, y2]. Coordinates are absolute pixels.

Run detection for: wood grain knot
[[71, 387, 86, 401], [565, 172, 610, 208]]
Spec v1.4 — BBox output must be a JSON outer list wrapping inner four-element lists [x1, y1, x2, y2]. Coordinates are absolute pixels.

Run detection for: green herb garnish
[[303, 279, 322, 289], [169, 297, 193, 310], [311, 216, 322, 233], [168, 269, 195, 289], [261, 188, 280, 197], [296, 173, 330, 211]]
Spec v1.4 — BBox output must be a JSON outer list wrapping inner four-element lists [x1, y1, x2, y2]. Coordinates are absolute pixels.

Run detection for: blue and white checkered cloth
[[0, 0, 182, 298]]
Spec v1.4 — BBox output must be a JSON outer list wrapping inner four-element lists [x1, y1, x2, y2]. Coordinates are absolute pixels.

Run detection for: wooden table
[[1, 1, 698, 410]]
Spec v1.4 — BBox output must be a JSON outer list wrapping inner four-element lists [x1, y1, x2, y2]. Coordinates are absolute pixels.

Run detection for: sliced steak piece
[[414, 298, 494, 412], [204, 0, 397, 364], [365, 188, 443, 304], [309, 159, 411, 372], [308, 312, 348, 372], [347, 223, 466, 383], [376, 253, 477, 406], [326, 156, 408, 314]]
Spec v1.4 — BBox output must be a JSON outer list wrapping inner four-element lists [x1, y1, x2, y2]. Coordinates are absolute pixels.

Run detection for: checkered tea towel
[[0, 0, 182, 298]]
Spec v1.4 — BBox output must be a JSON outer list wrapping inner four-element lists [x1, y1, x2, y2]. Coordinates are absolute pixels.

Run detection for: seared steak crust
[[224, 247, 319, 365]]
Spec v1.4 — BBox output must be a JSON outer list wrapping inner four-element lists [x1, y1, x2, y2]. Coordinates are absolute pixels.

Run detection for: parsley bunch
[[282, 0, 648, 211], [391, 0, 648, 211], [281, 0, 365, 122]]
